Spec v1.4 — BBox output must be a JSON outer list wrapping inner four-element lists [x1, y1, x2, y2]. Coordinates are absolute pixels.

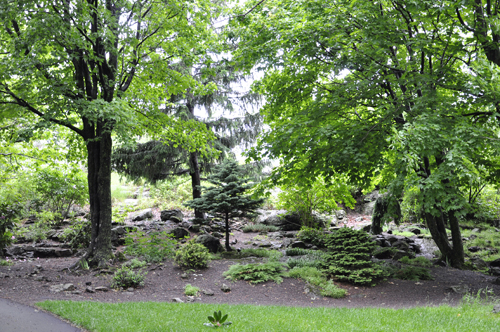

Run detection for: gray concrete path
[[0, 298, 82, 332]]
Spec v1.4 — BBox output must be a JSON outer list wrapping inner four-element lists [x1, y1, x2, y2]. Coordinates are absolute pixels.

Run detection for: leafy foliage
[[393, 266, 434, 282], [206, 310, 231, 328], [174, 240, 211, 269], [323, 228, 387, 285], [399, 256, 433, 268], [0, 201, 19, 252], [59, 218, 91, 249], [223, 261, 287, 284], [124, 231, 177, 264], [242, 224, 279, 233]]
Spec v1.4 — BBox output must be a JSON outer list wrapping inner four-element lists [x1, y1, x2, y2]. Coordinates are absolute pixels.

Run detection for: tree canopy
[[231, 0, 500, 267], [0, 0, 218, 267]]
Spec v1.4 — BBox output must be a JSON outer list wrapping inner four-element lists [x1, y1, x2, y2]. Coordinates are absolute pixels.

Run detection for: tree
[[112, 58, 264, 219], [184, 160, 264, 251], [230, 0, 500, 267], [0, 0, 216, 267]]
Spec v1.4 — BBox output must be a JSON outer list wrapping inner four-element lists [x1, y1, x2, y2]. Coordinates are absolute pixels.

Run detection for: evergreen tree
[[184, 160, 264, 251]]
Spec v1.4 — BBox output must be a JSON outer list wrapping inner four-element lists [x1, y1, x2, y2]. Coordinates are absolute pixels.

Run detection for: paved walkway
[[0, 298, 82, 332]]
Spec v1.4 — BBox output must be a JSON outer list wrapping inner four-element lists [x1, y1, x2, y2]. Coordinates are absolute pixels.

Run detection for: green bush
[[124, 230, 177, 263], [297, 226, 326, 247], [150, 175, 193, 210], [275, 175, 355, 228], [0, 258, 13, 266], [34, 168, 88, 221], [323, 227, 388, 285], [0, 201, 19, 253], [242, 224, 279, 233], [14, 222, 50, 243], [122, 258, 147, 269], [111, 266, 147, 289], [223, 261, 287, 284], [184, 284, 200, 296], [174, 240, 211, 269], [287, 256, 324, 269]]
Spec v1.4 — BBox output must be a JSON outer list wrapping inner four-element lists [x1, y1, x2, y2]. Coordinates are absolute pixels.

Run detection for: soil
[[1, 211, 500, 310]]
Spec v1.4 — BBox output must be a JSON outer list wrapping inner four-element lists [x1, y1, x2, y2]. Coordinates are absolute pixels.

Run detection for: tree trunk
[[189, 151, 205, 220], [225, 212, 231, 251], [85, 129, 113, 268], [424, 211, 464, 268]]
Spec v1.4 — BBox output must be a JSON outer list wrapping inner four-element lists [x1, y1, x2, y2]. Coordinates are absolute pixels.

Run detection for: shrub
[[59, 218, 91, 249], [297, 226, 326, 247], [14, 222, 50, 243], [323, 227, 388, 285], [275, 175, 355, 228], [34, 168, 88, 221], [184, 284, 200, 296], [124, 230, 177, 263], [0, 201, 19, 253], [223, 261, 287, 284], [285, 248, 327, 257], [111, 266, 147, 289], [122, 258, 147, 269], [0, 259, 13, 266], [175, 240, 211, 269], [242, 224, 279, 233], [393, 266, 434, 281]]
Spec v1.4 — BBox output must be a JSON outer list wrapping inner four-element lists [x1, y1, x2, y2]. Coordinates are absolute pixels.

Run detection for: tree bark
[[424, 211, 464, 268], [225, 212, 231, 251], [189, 151, 205, 220], [84, 127, 113, 268]]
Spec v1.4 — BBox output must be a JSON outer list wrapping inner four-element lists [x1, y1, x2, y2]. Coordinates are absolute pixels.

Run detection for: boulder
[[373, 247, 395, 259], [489, 258, 500, 268], [34, 247, 73, 258], [470, 257, 488, 270], [254, 209, 324, 231], [168, 227, 190, 239], [50, 283, 76, 293], [195, 234, 224, 253], [290, 241, 307, 249], [160, 209, 184, 222], [129, 208, 153, 221]]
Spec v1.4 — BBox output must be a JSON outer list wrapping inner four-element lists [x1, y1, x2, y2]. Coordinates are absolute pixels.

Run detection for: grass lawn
[[37, 301, 500, 332]]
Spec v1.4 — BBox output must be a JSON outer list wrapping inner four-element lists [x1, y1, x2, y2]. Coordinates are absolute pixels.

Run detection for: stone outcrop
[[195, 234, 223, 253], [160, 209, 184, 223]]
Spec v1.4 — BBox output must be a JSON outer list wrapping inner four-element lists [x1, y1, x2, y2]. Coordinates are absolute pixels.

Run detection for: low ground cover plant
[[184, 284, 200, 296], [287, 266, 346, 298], [223, 261, 287, 284], [296, 226, 326, 247], [242, 224, 279, 233], [393, 266, 435, 281], [174, 240, 211, 269], [399, 256, 432, 267]]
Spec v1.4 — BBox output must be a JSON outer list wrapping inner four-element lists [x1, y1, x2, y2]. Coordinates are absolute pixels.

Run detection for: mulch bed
[[1, 256, 499, 309]]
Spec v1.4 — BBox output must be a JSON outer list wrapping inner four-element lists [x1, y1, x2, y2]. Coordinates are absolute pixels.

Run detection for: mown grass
[[37, 301, 500, 332]]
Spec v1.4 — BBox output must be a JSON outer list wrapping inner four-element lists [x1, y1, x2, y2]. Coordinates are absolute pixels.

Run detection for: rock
[[470, 258, 488, 270], [493, 278, 500, 286], [168, 227, 190, 239], [33, 247, 74, 258], [448, 285, 469, 294], [202, 289, 214, 296], [95, 286, 109, 292], [50, 283, 76, 293], [0, 272, 10, 278], [127, 287, 134, 292], [212, 232, 224, 239], [489, 258, 500, 267], [258, 242, 272, 248], [5, 246, 25, 256], [373, 247, 395, 259], [221, 284, 231, 293], [85, 287, 95, 293], [406, 228, 422, 235], [290, 241, 307, 249], [489, 267, 500, 276], [172, 298, 184, 303], [493, 305, 500, 314], [392, 240, 410, 251], [335, 210, 346, 220], [468, 246, 483, 253], [195, 234, 224, 253], [188, 224, 200, 233], [362, 201, 377, 216], [392, 250, 415, 261], [181, 273, 188, 279], [130, 208, 153, 221], [160, 209, 184, 222]]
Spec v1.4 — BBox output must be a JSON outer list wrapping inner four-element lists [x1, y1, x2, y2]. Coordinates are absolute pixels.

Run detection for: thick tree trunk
[[85, 129, 113, 268], [189, 151, 205, 220], [425, 211, 464, 268], [225, 212, 231, 251]]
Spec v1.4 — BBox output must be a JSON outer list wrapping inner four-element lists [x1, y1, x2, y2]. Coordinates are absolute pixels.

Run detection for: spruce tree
[[184, 160, 264, 251]]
